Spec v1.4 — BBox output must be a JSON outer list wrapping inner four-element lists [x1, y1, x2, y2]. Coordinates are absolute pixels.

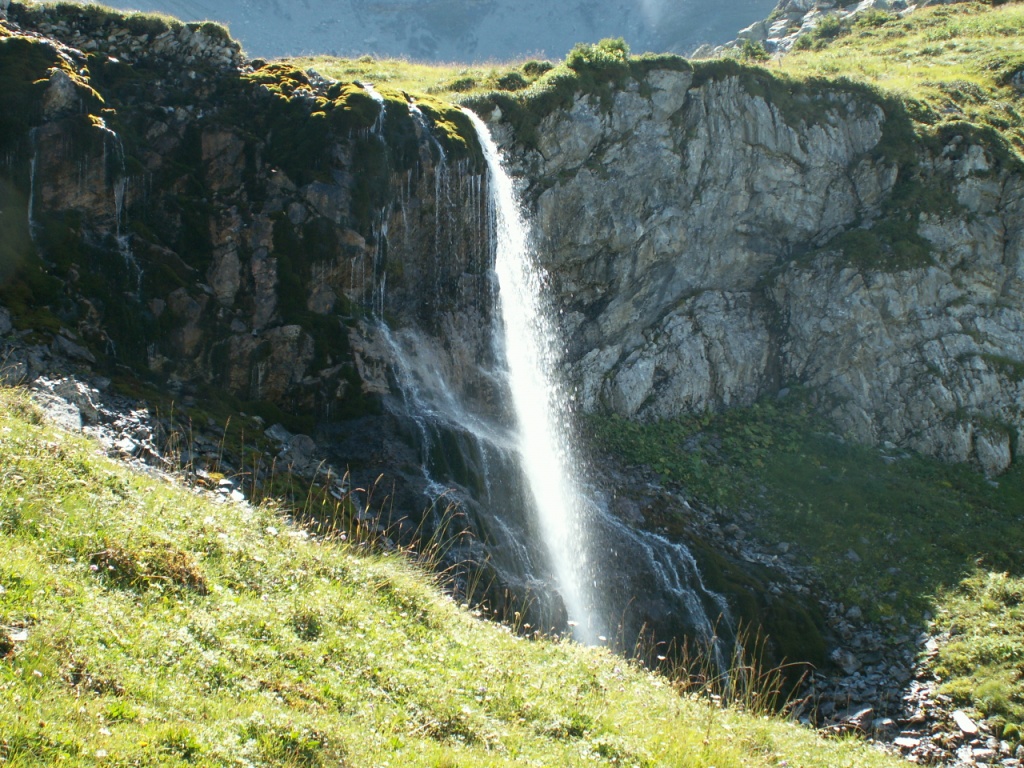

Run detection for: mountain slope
[[93, 0, 777, 61]]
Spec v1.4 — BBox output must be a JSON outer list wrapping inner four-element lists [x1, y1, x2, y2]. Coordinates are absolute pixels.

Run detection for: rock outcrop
[[0, 3, 489, 438], [492, 62, 1024, 476]]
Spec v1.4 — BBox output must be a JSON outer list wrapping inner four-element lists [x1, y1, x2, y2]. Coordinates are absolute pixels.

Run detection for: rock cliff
[[0, 1, 489, 436], [486, 60, 1024, 476]]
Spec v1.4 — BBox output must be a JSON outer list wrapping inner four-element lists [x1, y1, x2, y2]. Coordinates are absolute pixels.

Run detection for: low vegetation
[[929, 571, 1024, 742], [778, 0, 1024, 158], [588, 393, 1024, 742], [0, 385, 905, 766], [588, 393, 1024, 623]]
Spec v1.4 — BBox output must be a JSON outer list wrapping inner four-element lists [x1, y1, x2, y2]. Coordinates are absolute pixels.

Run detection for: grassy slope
[[777, 0, 1024, 157], [0, 386, 900, 767]]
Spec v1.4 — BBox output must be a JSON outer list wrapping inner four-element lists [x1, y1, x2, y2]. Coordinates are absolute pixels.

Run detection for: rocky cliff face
[[0, 2, 490, 437], [490, 62, 1024, 476]]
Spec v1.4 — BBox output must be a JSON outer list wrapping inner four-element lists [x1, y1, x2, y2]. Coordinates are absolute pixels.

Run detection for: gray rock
[[831, 647, 861, 675], [42, 69, 81, 119], [953, 710, 979, 736], [52, 334, 96, 364], [502, 63, 1024, 476]]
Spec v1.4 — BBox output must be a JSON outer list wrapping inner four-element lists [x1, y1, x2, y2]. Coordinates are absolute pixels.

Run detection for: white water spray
[[27, 128, 39, 243], [464, 109, 601, 644], [360, 82, 387, 137], [96, 118, 143, 294]]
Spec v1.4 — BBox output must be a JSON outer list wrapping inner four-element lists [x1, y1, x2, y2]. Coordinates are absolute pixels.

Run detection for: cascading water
[[360, 82, 387, 137], [465, 109, 601, 643], [27, 127, 39, 244], [358, 103, 732, 663], [96, 118, 143, 294]]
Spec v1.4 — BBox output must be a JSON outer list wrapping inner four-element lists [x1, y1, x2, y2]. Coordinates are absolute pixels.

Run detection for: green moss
[[415, 96, 481, 162], [0, 35, 103, 151], [812, 218, 934, 272], [324, 82, 379, 131], [588, 394, 1024, 625], [929, 571, 1024, 743]]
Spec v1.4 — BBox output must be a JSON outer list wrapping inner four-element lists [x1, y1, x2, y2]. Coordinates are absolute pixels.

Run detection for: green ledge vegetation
[[929, 571, 1024, 742], [6, 1, 232, 46], [588, 393, 1024, 741], [0, 385, 903, 766], [778, 0, 1024, 159]]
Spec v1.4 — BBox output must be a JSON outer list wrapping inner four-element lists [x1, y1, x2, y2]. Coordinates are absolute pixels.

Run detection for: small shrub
[[522, 59, 554, 78], [441, 75, 477, 92], [495, 71, 528, 91], [566, 37, 631, 80], [815, 14, 844, 40], [291, 610, 324, 641], [158, 725, 204, 761], [241, 715, 340, 767], [89, 538, 208, 594], [740, 39, 771, 63]]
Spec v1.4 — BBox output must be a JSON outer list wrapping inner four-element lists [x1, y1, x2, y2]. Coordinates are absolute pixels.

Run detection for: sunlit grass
[[930, 570, 1024, 742], [0, 384, 904, 766], [777, 1, 1024, 155], [289, 54, 552, 101]]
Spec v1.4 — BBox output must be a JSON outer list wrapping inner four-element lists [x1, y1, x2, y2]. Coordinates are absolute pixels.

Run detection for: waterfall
[[364, 107, 732, 662], [96, 119, 143, 294], [359, 82, 387, 137], [27, 127, 39, 244], [464, 109, 601, 644]]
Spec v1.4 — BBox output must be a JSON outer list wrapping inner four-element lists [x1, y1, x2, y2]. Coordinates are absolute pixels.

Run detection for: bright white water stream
[[464, 109, 601, 644], [364, 108, 731, 661]]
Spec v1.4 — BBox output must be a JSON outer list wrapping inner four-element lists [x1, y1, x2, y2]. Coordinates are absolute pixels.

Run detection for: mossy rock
[[415, 95, 482, 164], [0, 35, 103, 151], [325, 82, 380, 132], [686, 536, 828, 686]]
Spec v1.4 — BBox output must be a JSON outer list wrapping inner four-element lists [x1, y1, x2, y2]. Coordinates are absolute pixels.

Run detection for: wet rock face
[[0, 11, 489, 433], [504, 67, 1024, 476]]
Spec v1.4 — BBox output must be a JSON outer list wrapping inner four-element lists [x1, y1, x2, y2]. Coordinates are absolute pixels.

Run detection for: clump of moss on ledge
[[243, 60, 481, 166], [8, 1, 231, 44], [0, 34, 104, 150]]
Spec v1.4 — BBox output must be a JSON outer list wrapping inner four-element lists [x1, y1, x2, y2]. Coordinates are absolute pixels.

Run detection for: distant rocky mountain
[[97, 0, 777, 60]]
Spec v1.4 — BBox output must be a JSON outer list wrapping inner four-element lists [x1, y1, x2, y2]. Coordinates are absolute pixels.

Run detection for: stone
[[264, 423, 293, 444], [33, 393, 82, 432], [953, 710, 979, 736], [839, 706, 874, 731], [0, 306, 12, 336], [831, 647, 861, 674], [53, 334, 96, 364], [42, 68, 82, 119], [114, 436, 138, 456]]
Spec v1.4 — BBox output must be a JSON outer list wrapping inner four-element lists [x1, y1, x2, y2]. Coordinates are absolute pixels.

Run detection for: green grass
[[289, 54, 554, 103], [929, 571, 1024, 743], [587, 394, 1024, 625], [0, 385, 906, 767], [7, 1, 232, 45], [778, 1, 1024, 158]]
